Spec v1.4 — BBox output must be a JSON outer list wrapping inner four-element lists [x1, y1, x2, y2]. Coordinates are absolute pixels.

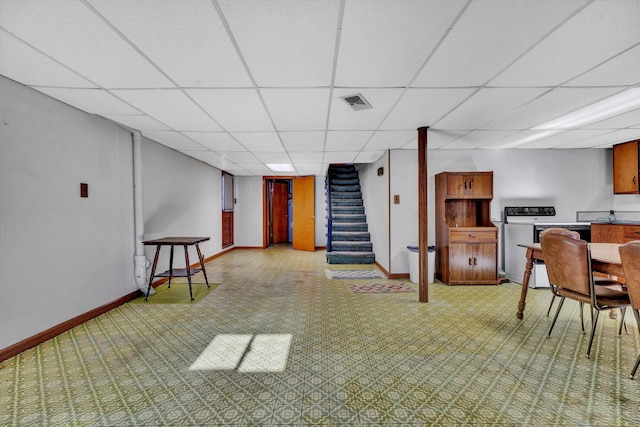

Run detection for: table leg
[[195, 243, 210, 287], [517, 248, 535, 319], [167, 245, 174, 289], [184, 245, 194, 301], [145, 245, 161, 302]]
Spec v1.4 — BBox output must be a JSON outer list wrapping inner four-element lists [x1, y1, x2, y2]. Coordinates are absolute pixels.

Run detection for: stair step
[[331, 241, 373, 252], [330, 231, 371, 241], [331, 199, 363, 207], [331, 184, 361, 192], [326, 251, 375, 265], [330, 178, 359, 186], [331, 222, 368, 232], [331, 206, 365, 215], [328, 172, 358, 180], [332, 214, 366, 223], [330, 191, 362, 199]]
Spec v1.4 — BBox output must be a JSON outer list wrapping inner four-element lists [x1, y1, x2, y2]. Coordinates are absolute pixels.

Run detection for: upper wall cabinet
[[444, 172, 493, 199], [613, 140, 640, 194]]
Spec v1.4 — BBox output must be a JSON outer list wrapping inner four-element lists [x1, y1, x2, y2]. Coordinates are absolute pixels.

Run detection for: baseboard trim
[[375, 261, 409, 280], [0, 290, 139, 362]]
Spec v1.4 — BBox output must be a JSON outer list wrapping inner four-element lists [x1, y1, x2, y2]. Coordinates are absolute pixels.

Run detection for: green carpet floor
[[2, 245, 640, 426], [129, 282, 217, 304]]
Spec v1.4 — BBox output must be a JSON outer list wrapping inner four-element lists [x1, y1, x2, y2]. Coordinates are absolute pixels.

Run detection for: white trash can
[[407, 245, 436, 283]]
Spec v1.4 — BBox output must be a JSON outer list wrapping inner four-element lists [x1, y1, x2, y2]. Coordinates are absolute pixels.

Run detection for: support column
[[418, 127, 429, 302]]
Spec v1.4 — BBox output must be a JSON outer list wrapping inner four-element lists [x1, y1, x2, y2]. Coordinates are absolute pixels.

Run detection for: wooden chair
[[619, 241, 640, 378], [541, 229, 630, 358]]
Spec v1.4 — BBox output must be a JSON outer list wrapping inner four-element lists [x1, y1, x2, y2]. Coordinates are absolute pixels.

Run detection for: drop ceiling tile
[[423, 130, 468, 149], [323, 151, 358, 163], [521, 129, 615, 149], [380, 88, 475, 130], [0, 30, 96, 88], [252, 152, 293, 164], [336, 0, 466, 87], [143, 131, 207, 151], [280, 131, 326, 152], [330, 88, 403, 130], [413, 0, 586, 87], [435, 88, 549, 130], [364, 131, 414, 150], [180, 150, 224, 164], [34, 87, 140, 114], [231, 132, 284, 152], [181, 132, 245, 152], [102, 114, 171, 131], [482, 130, 556, 149], [566, 44, 640, 86], [480, 87, 621, 130], [187, 89, 274, 131], [582, 108, 640, 130], [354, 151, 385, 163], [325, 131, 373, 151], [553, 129, 640, 149], [400, 138, 417, 149], [113, 89, 222, 131], [492, 1, 640, 86], [217, 151, 258, 164], [87, 0, 251, 87], [294, 164, 325, 175], [289, 152, 324, 163], [218, 0, 339, 86], [440, 130, 516, 149], [0, 0, 173, 88], [261, 89, 330, 131]]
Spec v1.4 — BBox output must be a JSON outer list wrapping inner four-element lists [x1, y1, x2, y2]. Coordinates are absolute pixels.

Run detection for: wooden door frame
[[262, 176, 295, 248]]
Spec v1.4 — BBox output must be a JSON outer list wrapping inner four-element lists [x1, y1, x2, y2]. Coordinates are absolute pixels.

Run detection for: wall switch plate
[[80, 183, 88, 198], [394, 195, 400, 204]]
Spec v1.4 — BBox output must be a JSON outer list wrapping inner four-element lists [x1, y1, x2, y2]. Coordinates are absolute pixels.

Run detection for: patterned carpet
[[2, 245, 640, 426], [325, 269, 386, 280], [349, 283, 415, 293]]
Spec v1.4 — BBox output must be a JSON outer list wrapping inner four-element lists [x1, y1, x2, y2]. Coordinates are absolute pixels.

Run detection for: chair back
[[540, 228, 591, 296], [619, 241, 640, 310]]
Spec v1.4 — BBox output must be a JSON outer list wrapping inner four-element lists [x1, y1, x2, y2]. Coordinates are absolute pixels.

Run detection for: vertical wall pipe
[[133, 130, 150, 292]]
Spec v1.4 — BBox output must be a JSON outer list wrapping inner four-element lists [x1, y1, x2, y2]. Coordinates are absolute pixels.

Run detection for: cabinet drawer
[[450, 229, 496, 241], [623, 226, 640, 242]]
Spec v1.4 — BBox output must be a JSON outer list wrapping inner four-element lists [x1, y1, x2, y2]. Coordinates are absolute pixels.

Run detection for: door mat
[[349, 283, 415, 293], [325, 269, 385, 280], [129, 283, 217, 304]]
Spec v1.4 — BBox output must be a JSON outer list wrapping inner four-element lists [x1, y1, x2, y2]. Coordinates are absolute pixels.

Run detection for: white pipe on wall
[[133, 130, 151, 293]]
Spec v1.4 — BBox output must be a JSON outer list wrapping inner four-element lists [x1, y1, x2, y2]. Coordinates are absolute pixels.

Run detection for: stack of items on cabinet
[[435, 172, 498, 285]]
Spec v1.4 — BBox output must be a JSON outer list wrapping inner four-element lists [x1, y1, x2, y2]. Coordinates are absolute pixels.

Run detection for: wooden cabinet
[[613, 140, 640, 194], [592, 222, 640, 243], [435, 172, 498, 285]]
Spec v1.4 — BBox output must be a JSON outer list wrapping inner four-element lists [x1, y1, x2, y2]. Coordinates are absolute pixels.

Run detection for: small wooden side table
[[142, 237, 210, 301]]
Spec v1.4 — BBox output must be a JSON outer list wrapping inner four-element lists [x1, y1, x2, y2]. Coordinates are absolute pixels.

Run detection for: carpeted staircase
[[325, 164, 375, 264]]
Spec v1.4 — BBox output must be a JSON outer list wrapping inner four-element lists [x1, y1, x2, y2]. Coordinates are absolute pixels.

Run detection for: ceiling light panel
[[330, 88, 403, 130], [325, 131, 373, 151], [413, 0, 585, 87], [218, 0, 339, 86], [435, 88, 549, 130], [86, 0, 251, 87], [0, 30, 96, 88], [279, 131, 326, 152], [480, 87, 621, 130], [181, 132, 245, 151], [336, 0, 466, 87], [229, 132, 284, 152], [492, 1, 640, 86], [0, 1, 172, 88], [380, 88, 475, 130], [34, 88, 140, 115], [112, 89, 222, 131], [143, 130, 206, 151], [261, 89, 330, 131], [187, 89, 273, 131]]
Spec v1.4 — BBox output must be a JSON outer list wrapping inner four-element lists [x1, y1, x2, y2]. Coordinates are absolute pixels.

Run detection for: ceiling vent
[[341, 93, 372, 111]]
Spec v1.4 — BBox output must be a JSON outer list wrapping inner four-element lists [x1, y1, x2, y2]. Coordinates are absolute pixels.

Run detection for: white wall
[[359, 147, 617, 276], [234, 175, 263, 247], [0, 77, 135, 348], [358, 155, 390, 272], [314, 175, 327, 248]]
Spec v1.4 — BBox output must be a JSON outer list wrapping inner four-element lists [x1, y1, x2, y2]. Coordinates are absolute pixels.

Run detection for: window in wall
[[222, 172, 234, 248]]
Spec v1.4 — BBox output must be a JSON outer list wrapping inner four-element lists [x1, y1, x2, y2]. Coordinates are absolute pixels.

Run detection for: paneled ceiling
[[1, 0, 639, 176]]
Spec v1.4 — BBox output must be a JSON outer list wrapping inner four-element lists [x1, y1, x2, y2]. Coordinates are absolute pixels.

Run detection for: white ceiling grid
[[0, 0, 638, 176]]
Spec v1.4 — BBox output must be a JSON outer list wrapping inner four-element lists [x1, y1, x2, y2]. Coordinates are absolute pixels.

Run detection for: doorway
[[266, 179, 292, 245]]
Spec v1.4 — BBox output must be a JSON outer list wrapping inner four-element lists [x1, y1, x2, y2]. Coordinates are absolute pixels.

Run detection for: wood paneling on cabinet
[[435, 172, 498, 285], [592, 223, 640, 244], [613, 140, 640, 194]]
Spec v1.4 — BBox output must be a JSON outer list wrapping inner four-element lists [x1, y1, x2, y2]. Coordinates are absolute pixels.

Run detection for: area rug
[[349, 283, 415, 293], [129, 283, 217, 304], [325, 269, 385, 279]]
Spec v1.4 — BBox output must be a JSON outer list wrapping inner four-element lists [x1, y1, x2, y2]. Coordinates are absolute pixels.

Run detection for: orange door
[[272, 182, 289, 243], [292, 176, 315, 251]]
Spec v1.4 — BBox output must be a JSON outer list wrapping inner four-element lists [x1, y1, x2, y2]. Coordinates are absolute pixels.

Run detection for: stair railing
[[326, 174, 333, 253]]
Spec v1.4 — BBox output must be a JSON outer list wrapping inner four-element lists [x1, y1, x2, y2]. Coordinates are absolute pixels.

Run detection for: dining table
[[515, 242, 623, 319]]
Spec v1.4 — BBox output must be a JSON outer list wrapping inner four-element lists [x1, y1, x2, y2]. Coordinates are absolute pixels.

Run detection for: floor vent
[[341, 93, 372, 111]]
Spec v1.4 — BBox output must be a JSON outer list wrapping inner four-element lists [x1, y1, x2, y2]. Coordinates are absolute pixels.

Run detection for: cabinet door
[[473, 242, 497, 282], [613, 140, 639, 194], [449, 242, 497, 284], [449, 243, 475, 282], [446, 173, 492, 198]]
